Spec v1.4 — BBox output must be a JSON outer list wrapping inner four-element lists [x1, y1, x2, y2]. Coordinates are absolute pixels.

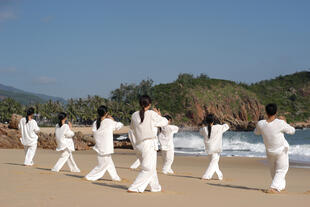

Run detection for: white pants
[[128, 139, 161, 193], [161, 149, 174, 174], [130, 159, 141, 169], [202, 153, 223, 180], [267, 151, 289, 191], [51, 149, 80, 172], [24, 145, 37, 166], [85, 154, 121, 181]]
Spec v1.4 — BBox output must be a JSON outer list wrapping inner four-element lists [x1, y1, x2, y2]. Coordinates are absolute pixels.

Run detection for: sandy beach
[[0, 149, 309, 207]]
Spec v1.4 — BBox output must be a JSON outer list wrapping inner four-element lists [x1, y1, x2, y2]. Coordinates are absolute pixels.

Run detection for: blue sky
[[0, 0, 309, 98]]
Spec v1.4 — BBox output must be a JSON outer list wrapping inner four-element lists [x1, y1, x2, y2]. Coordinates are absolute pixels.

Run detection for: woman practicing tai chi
[[200, 114, 229, 180], [51, 112, 80, 173], [19, 107, 40, 166], [128, 95, 168, 193], [158, 115, 179, 174], [85, 105, 123, 181], [254, 103, 295, 193]]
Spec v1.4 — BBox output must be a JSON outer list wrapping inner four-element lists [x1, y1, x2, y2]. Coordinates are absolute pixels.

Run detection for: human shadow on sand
[[64, 174, 118, 182], [93, 182, 128, 190], [36, 167, 51, 171], [207, 183, 263, 192], [4, 162, 25, 167], [169, 174, 201, 180]]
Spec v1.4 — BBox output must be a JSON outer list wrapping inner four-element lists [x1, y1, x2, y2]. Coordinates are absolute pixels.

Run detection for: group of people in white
[[18, 95, 295, 194]]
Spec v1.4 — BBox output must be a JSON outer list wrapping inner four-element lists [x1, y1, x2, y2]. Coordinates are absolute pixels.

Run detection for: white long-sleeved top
[[130, 110, 168, 144], [92, 118, 123, 155], [55, 124, 75, 152], [200, 124, 229, 154], [254, 119, 295, 156], [19, 118, 40, 146], [158, 125, 179, 151]]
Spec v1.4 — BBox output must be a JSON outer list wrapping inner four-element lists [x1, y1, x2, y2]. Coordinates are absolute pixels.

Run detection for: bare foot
[[127, 190, 139, 193]]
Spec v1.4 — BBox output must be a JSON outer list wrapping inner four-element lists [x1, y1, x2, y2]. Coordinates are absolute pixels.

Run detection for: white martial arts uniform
[[128, 127, 160, 170], [254, 119, 295, 191], [18, 118, 40, 166], [51, 124, 80, 172], [200, 124, 229, 180], [128, 110, 168, 193], [128, 129, 141, 169], [158, 125, 179, 174], [85, 119, 123, 181]]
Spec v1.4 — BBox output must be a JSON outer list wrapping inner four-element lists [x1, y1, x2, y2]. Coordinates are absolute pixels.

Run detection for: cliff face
[[154, 72, 310, 130], [175, 83, 264, 130]]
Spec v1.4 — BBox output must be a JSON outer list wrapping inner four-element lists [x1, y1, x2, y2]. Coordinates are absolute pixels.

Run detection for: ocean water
[[173, 129, 310, 163]]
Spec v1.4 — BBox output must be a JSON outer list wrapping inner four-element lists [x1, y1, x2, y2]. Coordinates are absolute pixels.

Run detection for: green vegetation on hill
[[247, 71, 310, 122], [0, 71, 309, 128]]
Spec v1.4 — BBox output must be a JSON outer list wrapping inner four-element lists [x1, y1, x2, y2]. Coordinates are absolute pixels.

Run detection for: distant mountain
[[0, 83, 66, 105]]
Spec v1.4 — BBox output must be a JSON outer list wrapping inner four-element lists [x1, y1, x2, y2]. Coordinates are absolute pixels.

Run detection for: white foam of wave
[[173, 132, 310, 162]]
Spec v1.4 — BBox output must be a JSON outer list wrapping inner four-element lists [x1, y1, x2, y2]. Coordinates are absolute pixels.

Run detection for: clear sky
[[0, 0, 309, 98]]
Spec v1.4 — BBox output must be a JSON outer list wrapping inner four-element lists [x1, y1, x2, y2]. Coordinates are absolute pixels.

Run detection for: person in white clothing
[[129, 127, 160, 170], [85, 105, 124, 181], [158, 115, 179, 174], [51, 112, 80, 173], [254, 103, 295, 193], [128, 95, 168, 193], [199, 114, 229, 180], [18, 107, 40, 166], [128, 129, 141, 170]]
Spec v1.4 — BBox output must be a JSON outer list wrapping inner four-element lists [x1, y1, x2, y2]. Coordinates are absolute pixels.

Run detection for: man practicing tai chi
[[255, 103, 295, 193]]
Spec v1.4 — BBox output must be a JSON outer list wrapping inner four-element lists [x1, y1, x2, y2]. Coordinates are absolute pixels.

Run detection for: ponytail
[[204, 114, 214, 139], [58, 112, 67, 127], [139, 95, 152, 123], [96, 105, 108, 129], [25, 107, 35, 124], [207, 124, 212, 139]]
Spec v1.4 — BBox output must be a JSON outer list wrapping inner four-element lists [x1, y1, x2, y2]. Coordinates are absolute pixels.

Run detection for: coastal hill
[[0, 71, 309, 130], [152, 71, 310, 129]]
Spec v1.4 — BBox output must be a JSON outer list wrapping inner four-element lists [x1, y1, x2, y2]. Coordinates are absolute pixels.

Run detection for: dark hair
[[58, 112, 67, 127], [96, 105, 108, 129], [163, 115, 172, 121], [139, 95, 152, 123], [159, 115, 172, 133], [204, 114, 214, 139], [25, 107, 35, 124], [265, 103, 277, 116]]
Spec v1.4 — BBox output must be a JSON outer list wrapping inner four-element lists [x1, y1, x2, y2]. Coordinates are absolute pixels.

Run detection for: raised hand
[[278, 116, 287, 122], [153, 107, 161, 116]]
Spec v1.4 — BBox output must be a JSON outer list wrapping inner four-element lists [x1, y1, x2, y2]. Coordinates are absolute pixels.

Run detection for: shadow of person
[[4, 163, 25, 167], [93, 182, 128, 190], [207, 183, 264, 192], [36, 167, 51, 171], [170, 173, 201, 180]]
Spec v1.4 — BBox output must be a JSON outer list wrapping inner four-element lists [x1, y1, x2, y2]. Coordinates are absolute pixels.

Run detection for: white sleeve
[[128, 129, 136, 147], [281, 121, 295, 135], [254, 124, 261, 135], [92, 121, 97, 133], [113, 121, 124, 131], [151, 111, 168, 127], [222, 124, 229, 133], [170, 125, 179, 134], [34, 121, 40, 133], [64, 125, 75, 138]]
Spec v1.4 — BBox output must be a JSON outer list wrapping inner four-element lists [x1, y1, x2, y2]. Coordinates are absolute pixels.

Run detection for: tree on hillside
[[0, 98, 23, 123]]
